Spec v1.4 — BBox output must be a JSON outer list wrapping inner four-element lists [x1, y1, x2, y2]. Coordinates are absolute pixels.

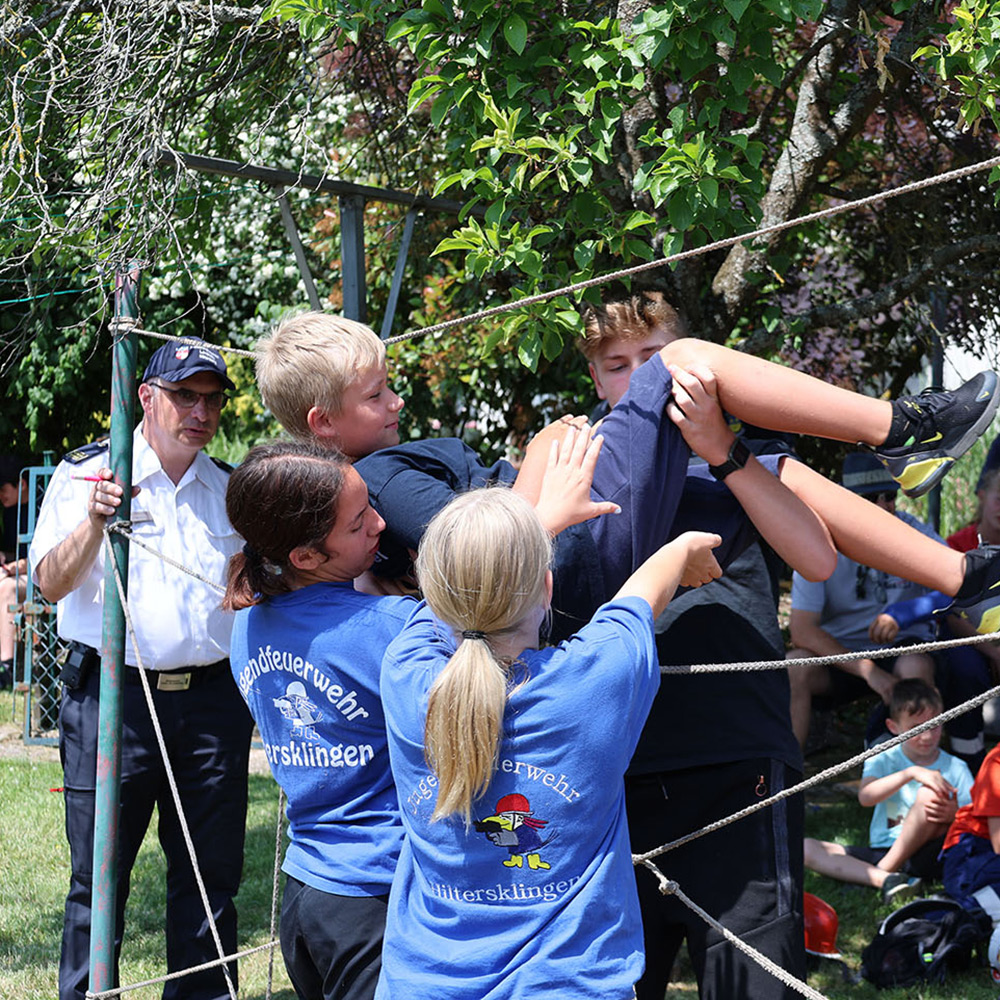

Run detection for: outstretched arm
[[531, 423, 621, 535], [666, 364, 836, 582], [613, 530, 722, 620]]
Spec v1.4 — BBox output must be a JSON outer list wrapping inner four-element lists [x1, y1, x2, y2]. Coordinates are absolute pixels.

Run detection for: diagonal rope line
[[663, 626, 1000, 673], [108, 522, 225, 593], [85, 940, 280, 999], [632, 682, 1000, 866], [105, 153, 1000, 359], [266, 787, 286, 1000], [382, 153, 1000, 346], [639, 864, 830, 1000], [99, 529, 237, 1000]]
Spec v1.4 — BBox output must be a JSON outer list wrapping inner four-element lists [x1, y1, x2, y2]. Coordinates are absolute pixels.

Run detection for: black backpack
[[860, 896, 990, 989]]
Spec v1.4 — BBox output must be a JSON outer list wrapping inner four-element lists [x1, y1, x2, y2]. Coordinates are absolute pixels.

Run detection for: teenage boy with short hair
[[805, 679, 972, 902]]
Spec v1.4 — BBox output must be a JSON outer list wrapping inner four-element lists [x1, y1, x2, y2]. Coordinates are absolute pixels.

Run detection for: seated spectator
[[805, 680, 972, 902], [0, 455, 30, 690], [942, 734, 1000, 917], [788, 452, 941, 750]]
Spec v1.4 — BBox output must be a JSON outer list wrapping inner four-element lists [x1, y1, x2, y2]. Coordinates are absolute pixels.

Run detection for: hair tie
[[242, 542, 260, 560], [461, 629, 486, 641]]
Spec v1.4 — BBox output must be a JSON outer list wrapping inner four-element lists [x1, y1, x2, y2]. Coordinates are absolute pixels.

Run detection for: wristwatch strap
[[708, 438, 751, 481]]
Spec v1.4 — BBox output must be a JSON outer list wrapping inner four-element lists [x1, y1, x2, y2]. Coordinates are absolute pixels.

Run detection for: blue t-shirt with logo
[[230, 582, 414, 895], [377, 597, 659, 999]]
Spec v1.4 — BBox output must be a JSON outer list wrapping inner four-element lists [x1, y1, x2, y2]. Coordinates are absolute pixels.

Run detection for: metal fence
[[9, 461, 60, 744]]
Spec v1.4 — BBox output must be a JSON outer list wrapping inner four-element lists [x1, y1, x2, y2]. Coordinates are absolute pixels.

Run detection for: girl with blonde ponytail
[[377, 483, 723, 1000]]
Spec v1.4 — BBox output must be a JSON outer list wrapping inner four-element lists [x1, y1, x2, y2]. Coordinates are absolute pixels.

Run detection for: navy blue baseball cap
[[842, 451, 898, 496], [142, 339, 235, 391]]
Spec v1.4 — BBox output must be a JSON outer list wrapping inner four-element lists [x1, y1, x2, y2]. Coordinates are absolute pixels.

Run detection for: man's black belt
[[64, 640, 229, 692]]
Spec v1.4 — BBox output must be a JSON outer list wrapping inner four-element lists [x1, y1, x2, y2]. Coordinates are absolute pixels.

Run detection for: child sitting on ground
[[805, 679, 972, 903], [942, 736, 1000, 917]]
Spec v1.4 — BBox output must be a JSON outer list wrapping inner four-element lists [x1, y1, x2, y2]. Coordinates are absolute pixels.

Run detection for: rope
[[99, 529, 238, 1000], [84, 940, 279, 999], [108, 522, 226, 593], [266, 788, 286, 1000], [632, 681, 1000, 865], [383, 153, 1000, 346], [664, 627, 1000, 673], [97, 152, 1000, 359], [639, 864, 831, 1000], [106, 320, 257, 360]]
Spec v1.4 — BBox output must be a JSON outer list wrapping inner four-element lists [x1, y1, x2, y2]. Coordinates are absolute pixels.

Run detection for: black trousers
[[626, 758, 805, 1000], [280, 876, 388, 1000], [58, 660, 254, 1000]]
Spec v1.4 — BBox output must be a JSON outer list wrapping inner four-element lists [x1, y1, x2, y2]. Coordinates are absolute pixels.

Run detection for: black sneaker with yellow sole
[[874, 371, 999, 498], [940, 545, 1000, 635]]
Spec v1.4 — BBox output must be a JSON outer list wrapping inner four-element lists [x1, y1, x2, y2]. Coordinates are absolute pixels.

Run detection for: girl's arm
[[613, 530, 722, 620], [666, 364, 837, 582], [530, 423, 620, 535]]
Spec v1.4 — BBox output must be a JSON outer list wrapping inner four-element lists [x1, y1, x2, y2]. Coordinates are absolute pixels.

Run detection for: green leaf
[[668, 192, 694, 231], [430, 92, 452, 128], [503, 14, 528, 54], [517, 329, 542, 370], [541, 325, 563, 361], [723, 0, 751, 21]]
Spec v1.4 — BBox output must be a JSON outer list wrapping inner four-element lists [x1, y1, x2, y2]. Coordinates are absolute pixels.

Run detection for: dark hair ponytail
[[222, 440, 351, 611]]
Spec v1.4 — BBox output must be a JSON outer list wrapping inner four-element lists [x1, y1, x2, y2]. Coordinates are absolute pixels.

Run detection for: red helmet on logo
[[804, 892, 842, 959], [495, 794, 531, 815]]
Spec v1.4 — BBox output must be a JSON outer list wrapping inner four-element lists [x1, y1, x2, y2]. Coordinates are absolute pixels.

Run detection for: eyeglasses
[[150, 383, 228, 411]]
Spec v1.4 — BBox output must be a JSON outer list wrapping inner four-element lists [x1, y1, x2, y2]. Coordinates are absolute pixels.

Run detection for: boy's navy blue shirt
[[356, 437, 604, 644]]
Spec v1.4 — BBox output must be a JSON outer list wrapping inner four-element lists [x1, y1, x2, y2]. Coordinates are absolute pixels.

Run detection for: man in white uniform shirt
[[30, 339, 252, 1000]]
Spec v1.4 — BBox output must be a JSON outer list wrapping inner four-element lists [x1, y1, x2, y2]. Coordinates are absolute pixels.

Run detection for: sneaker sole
[[883, 879, 923, 904], [897, 371, 1000, 498]]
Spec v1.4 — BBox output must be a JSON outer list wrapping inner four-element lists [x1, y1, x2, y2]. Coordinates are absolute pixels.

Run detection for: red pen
[[71, 475, 105, 482]]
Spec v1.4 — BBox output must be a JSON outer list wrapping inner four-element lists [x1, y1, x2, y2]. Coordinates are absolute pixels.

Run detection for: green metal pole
[[89, 267, 139, 995]]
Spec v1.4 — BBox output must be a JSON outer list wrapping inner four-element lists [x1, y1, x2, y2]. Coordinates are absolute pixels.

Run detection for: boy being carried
[[805, 679, 972, 903], [255, 309, 1000, 635]]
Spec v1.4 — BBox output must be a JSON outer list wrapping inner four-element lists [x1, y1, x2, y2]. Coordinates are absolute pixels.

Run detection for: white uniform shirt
[[29, 426, 241, 670]]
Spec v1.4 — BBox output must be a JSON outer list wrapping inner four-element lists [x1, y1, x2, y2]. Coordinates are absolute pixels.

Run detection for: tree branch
[[710, 0, 938, 328], [798, 233, 1000, 330]]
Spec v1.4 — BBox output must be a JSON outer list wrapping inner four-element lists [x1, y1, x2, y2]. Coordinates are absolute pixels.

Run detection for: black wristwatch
[[708, 438, 751, 481]]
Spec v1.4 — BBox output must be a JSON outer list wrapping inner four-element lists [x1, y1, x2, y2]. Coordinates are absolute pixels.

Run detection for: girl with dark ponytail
[[224, 440, 414, 1000]]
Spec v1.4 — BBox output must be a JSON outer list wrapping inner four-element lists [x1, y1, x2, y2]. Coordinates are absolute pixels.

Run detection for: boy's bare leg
[[876, 787, 950, 874], [662, 339, 893, 445], [804, 838, 887, 888], [778, 460, 966, 596]]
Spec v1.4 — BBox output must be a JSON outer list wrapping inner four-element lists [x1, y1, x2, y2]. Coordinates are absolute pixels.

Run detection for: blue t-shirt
[[377, 597, 660, 1000], [862, 744, 973, 848], [230, 582, 415, 896]]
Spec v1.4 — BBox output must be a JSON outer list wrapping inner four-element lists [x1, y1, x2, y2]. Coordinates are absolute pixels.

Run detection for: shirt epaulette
[[63, 437, 110, 465], [210, 456, 234, 474]]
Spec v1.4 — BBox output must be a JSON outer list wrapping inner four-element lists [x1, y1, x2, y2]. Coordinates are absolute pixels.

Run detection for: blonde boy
[[256, 313, 403, 460]]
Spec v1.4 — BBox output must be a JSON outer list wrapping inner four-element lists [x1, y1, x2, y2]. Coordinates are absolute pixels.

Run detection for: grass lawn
[[3, 692, 998, 999], [0, 691, 296, 1000]]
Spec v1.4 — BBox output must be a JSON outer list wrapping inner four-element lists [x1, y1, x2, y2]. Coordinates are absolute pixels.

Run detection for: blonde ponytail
[[416, 487, 551, 824]]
